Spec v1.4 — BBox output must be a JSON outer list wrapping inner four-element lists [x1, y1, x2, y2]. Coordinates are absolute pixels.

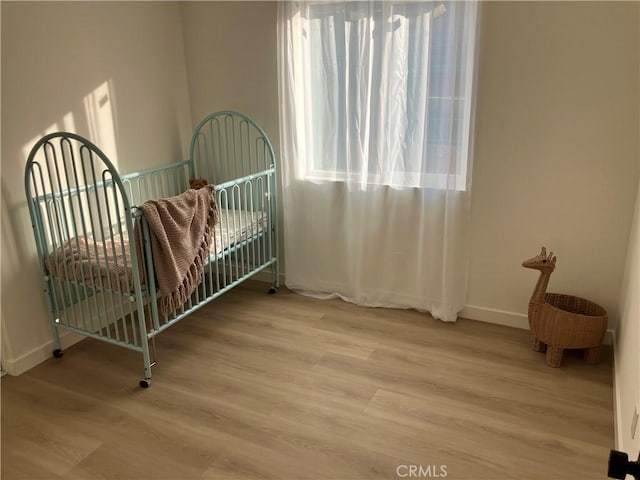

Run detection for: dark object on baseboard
[[608, 449, 640, 479]]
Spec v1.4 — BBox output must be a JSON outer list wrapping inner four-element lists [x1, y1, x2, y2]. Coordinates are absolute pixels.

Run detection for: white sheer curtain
[[277, 1, 479, 322]]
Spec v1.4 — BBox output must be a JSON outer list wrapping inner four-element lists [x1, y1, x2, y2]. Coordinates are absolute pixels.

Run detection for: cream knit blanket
[[46, 233, 136, 292], [140, 185, 218, 315]]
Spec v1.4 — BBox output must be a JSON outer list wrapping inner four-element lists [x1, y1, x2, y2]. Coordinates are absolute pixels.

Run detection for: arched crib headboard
[[189, 111, 276, 185], [24, 132, 139, 289], [190, 111, 280, 295]]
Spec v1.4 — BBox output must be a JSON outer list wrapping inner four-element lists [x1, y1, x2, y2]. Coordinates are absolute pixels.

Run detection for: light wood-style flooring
[[2, 282, 614, 479]]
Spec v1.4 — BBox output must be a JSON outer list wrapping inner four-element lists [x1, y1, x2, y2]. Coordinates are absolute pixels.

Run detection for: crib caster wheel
[[139, 379, 151, 388], [53, 349, 64, 358], [268, 287, 278, 294]]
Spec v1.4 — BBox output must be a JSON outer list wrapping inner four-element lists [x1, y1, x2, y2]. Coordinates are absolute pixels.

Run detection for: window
[[282, 1, 479, 190]]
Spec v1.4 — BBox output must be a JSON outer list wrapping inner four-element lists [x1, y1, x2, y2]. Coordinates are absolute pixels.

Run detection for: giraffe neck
[[530, 270, 551, 306]]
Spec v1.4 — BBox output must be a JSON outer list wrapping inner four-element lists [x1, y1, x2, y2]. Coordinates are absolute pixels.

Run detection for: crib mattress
[[46, 209, 266, 292], [213, 209, 265, 254]]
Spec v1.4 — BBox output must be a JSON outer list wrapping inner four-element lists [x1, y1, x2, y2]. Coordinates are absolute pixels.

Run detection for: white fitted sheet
[[211, 209, 266, 255]]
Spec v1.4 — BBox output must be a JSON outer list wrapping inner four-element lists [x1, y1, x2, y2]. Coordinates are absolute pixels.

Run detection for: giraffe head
[[522, 247, 556, 272]]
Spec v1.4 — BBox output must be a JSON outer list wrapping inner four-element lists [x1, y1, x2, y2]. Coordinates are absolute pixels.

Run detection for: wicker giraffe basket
[[523, 248, 608, 367], [533, 293, 608, 367]]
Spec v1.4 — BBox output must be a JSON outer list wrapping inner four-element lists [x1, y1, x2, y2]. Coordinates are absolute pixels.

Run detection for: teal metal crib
[[24, 111, 279, 387]]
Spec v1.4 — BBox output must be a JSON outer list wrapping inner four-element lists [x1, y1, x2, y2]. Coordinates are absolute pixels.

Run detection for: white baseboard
[[460, 304, 529, 330], [460, 304, 615, 346], [2, 330, 85, 376], [611, 331, 623, 449]]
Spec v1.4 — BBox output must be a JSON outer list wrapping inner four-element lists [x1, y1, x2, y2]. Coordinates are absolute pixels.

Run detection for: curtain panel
[[277, 1, 479, 321]]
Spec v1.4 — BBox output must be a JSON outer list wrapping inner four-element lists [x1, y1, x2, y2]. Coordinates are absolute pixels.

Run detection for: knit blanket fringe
[[139, 185, 218, 316], [159, 220, 212, 315]]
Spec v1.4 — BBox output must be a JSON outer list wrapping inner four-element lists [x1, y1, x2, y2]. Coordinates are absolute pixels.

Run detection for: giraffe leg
[[545, 346, 563, 367], [584, 346, 602, 364], [532, 337, 547, 353]]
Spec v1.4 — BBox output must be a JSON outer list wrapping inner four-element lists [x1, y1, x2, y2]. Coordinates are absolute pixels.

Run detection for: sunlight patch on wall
[[20, 79, 120, 183], [84, 80, 118, 169], [21, 80, 122, 252]]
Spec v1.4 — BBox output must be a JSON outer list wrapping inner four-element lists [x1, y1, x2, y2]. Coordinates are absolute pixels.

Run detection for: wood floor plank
[[1, 283, 614, 479]]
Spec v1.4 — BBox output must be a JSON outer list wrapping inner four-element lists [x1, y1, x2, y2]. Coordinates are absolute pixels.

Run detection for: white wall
[[613, 2, 640, 457], [180, 2, 278, 138], [466, 1, 640, 329], [616, 178, 640, 454], [1, 1, 192, 374]]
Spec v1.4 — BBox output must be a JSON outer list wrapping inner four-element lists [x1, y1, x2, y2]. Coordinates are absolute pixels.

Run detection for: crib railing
[[121, 161, 191, 207], [130, 164, 278, 336]]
